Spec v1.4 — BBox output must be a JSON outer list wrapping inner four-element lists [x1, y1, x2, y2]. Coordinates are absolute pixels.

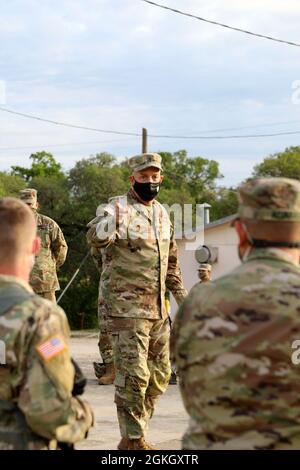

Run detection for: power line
[[2, 104, 300, 135], [141, 0, 300, 48], [2, 106, 300, 140], [149, 129, 300, 139], [0, 106, 141, 137], [0, 137, 137, 151], [189, 120, 300, 134]]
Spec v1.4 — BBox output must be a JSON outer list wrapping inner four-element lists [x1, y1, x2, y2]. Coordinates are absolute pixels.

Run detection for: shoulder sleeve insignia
[[36, 335, 67, 361]]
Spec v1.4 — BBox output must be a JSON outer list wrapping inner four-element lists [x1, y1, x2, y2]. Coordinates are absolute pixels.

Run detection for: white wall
[[170, 222, 240, 318], [204, 223, 240, 280]]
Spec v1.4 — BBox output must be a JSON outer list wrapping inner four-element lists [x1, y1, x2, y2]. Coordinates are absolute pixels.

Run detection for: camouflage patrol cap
[[198, 263, 212, 272], [19, 188, 37, 204], [128, 153, 162, 172], [238, 177, 300, 221]]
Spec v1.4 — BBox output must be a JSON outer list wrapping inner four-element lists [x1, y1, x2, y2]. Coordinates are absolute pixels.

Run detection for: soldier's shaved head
[[0, 197, 38, 266]]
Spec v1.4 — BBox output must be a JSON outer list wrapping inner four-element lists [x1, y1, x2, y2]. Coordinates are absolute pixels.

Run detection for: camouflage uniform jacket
[[0, 275, 93, 450], [90, 246, 103, 277], [87, 190, 187, 320], [30, 212, 68, 294], [171, 248, 300, 449]]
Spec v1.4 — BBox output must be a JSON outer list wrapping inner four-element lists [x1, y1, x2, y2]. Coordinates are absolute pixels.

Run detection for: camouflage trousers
[[182, 426, 300, 450], [98, 304, 113, 365], [38, 291, 56, 303], [107, 316, 171, 439]]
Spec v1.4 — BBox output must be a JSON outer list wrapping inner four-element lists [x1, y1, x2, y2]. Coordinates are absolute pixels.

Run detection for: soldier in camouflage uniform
[[90, 246, 115, 385], [87, 153, 187, 450], [19, 188, 68, 303], [0, 197, 93, 450], [197, 263, 212, 283], [172, 177, 300, 450]]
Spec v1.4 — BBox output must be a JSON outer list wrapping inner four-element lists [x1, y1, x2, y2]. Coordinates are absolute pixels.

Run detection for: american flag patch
[[36, 336, 66, 361]]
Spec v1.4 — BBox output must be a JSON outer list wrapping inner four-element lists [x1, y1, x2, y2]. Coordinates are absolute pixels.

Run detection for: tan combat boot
[[117, 437, 130, 450], [127, 438, 156, 450], [98, 363, 115, 385]]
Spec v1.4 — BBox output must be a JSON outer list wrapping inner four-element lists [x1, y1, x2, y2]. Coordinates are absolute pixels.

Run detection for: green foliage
[[30, 174, 70, 220], [209, 187, 239, 221], [253, 146, 300, 179], [59, 235, 99, 330], [159, 150, 222, 203], [12, 151, 63, 182], [0, 172, 26, 197], [68, 153, 128, 221], [157, 150, 223, 229]]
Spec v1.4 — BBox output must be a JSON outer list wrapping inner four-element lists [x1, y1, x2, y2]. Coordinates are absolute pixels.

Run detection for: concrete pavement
[[70, 332, 189, 450]]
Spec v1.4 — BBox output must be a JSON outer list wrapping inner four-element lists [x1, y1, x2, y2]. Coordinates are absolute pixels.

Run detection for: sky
[[0, 0, 300, 186]]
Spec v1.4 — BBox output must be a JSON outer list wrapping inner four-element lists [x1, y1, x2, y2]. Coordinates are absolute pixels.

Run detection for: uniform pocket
[[38, 225, 51, 248], [114, 371, 126, 388]]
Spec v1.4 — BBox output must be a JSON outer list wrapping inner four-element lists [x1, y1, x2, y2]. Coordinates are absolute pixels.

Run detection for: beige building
[[171, 214, 240, 317]]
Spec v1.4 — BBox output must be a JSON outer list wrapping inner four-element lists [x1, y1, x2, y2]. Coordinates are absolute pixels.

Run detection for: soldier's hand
[[115, 202, 128, 227], [71, 358, 87, 396]]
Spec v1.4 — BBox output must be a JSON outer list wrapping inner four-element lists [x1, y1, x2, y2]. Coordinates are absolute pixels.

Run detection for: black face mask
[[133, 180, 160, 201]]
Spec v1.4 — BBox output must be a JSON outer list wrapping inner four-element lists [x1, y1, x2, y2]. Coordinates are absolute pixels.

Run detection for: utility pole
[[142, 127, 148, 153]]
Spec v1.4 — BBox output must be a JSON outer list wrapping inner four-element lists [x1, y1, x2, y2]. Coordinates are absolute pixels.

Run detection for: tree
[[159, 150, 222, 201], [0, 172, 26, 197], [12, 151, 63, 182], [209, 187, 239, 221], [253, 146, 300, 180], [68, 152, 128, 222], [159, 150, 222, 203], [157, 150, 223, 229], [30, 174, 70, 221]]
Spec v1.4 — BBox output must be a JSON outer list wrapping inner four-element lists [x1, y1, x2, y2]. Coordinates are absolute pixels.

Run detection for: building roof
[[205, 214, 236, 231]]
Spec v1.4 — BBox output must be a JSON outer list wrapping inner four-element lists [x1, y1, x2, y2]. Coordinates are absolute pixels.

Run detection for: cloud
[[132, 25, 153, 35], [240, 99, 265, 109]]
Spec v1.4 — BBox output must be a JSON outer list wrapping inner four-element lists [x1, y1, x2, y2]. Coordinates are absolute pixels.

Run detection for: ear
[[234, 219, 249, 246], [160, 174, 164, 183], [129, 174, 135, 185], [32, 236, 41, 255]]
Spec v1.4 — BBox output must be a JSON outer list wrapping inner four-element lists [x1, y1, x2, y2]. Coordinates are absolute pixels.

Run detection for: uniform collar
[[0, 274, 33, 293], [127, 189, 158, 223], [246, 247, 300, 268]]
